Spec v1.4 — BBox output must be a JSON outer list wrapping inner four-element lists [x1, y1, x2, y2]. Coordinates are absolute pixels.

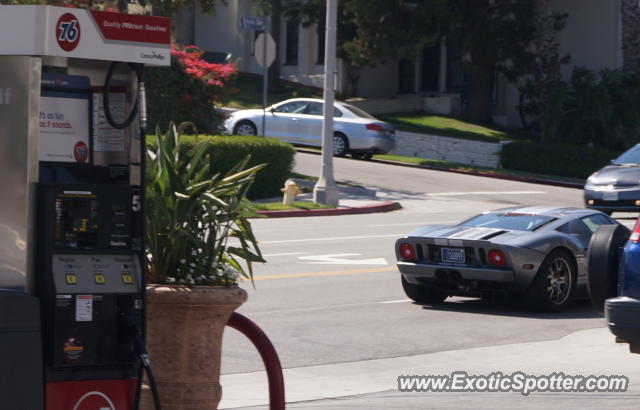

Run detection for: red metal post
[[226, 312, 285, 410]]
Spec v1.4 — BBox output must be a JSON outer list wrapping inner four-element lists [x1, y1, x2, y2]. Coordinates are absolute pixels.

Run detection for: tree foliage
[[280, 0, 567, 124], [281, 0, 444, 96]]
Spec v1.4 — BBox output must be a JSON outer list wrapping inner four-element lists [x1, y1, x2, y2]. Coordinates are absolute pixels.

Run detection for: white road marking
[[262, 252, 310, 257], [426, 190, 545, 196], [299, 253, 388, 265], [368, 222, 457, 227], [260, 234, 403, 244], [379, 299, 412, 304]]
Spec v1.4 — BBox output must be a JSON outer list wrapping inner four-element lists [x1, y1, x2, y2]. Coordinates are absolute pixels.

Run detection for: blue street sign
[[240, 17, 266, 31]]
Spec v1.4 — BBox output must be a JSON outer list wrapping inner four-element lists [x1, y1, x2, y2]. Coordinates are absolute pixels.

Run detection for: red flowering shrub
[[146, 43, 238, 133]]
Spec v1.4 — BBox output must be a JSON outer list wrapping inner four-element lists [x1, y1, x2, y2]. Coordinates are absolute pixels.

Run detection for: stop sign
[[254, 33, 276, 68]]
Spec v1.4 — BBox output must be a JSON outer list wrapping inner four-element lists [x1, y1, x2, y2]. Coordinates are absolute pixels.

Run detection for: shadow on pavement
[[417, 297, 601, 320]]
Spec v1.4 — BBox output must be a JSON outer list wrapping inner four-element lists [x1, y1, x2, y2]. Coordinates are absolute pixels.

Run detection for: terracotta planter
[[141, 285, 247, 410]]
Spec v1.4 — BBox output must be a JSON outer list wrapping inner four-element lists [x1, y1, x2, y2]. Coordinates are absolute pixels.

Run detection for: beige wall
[[552, 0, 623, 78], [193, 1, 264, 74], [497, 0, 623, 128]]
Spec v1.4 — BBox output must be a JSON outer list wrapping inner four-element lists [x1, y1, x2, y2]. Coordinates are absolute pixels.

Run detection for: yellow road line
[[254, 266, 396, 281]]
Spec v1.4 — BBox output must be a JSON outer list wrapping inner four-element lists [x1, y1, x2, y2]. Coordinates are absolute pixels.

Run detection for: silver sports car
[[223, 98, 395, 159], [395, 206, 620, 311]]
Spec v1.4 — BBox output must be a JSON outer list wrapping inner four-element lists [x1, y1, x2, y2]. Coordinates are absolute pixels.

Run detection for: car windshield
[[612, 145, 640, 165], [341, 103, 377, 119], [458, 213, 556, 231]]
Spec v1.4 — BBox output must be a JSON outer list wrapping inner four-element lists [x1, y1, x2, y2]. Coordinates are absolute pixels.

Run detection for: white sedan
[[224, 98, 396, 159]]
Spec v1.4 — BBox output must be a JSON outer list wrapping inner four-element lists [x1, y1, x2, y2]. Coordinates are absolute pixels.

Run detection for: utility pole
[[313, 0, 339, 206]]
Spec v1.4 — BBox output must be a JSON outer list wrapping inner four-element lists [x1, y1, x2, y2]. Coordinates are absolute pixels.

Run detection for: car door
[[296, 102, 344, 147], [266, 101, 308, 143], [296, 101, 324, 146]]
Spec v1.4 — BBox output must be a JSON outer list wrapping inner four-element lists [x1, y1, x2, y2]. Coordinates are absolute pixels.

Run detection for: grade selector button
[[65, 274, 77, 285], [121, 274, 133, 284], [94, 274, 106, 284]]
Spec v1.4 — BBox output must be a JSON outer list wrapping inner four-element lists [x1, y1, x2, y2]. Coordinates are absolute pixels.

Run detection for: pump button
[[94, 274, 106, 284], [122, 274, 133, 284], [65, 274, 77, 285]]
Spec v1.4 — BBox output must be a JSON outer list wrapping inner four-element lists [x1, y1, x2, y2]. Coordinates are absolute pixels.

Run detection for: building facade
[[185, 0, 631, 128]]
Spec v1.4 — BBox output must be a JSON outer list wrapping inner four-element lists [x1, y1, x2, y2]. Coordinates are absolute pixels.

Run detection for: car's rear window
[[458, 213, 556, 231], [341, 104, 377, 119], [613, 145, 640, 165]]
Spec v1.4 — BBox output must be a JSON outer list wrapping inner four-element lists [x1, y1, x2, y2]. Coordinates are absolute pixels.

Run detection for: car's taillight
[[366, 123, 384, 131], [488, 249, 506, 266], [630, 219, 640, 242], [399, 243, 416, 261]]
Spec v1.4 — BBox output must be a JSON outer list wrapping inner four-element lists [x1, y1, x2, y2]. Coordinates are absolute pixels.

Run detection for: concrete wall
[[193, 1, 263, 74], [552, 0, 623, 78], [355, 62, 399, 98], [346, 95, 423, 115], [495, 0, 622, 128], [394, 131, 506, 168]]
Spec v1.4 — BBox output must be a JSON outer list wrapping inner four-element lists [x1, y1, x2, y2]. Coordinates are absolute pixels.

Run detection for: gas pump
[[0, 5, 170, 409]]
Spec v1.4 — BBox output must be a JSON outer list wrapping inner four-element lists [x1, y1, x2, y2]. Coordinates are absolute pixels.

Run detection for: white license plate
[[441, 248, 465, 264], [603, 191, 619, 201]]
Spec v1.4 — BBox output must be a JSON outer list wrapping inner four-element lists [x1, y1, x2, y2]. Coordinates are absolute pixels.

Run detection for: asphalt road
[[220, 153, 629, 380]]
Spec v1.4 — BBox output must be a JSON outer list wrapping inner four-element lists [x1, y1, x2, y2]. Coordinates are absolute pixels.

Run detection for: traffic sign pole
[[262, 19, 268, 137]]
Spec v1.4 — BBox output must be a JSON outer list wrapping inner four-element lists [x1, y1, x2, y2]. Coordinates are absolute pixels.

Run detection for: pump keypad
[[52, 254, 141, 293]]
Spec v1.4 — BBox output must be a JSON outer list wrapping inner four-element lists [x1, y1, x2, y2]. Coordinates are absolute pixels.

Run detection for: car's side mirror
[[587, 224, 630, 314]]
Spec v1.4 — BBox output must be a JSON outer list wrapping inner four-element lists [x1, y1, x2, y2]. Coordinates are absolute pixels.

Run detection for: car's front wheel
[[401, 276, 447, 304], [526, 249, 576, 312], [333, 133, 349, 156], [234, 120, 257, 136]]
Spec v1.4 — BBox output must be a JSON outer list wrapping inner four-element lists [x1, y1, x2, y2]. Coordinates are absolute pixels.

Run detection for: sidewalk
[[256, 156, 582, 218], [219, 327, 640, 409], [255, 179, 402, 218]]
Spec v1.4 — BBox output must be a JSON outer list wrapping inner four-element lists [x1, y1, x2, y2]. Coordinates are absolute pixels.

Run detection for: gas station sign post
[[0, 5, 170, 410]]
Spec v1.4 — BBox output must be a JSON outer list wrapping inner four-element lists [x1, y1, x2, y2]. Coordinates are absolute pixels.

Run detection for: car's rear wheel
[[333, 133, 348, 156], [587, 224, 630, 314], [401, 276, 447, 304], [234, 120, 257, 136], [526, 249, 576, 312]]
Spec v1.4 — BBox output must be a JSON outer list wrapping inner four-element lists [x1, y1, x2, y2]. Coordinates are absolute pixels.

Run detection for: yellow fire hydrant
[[281, 179, 301, 206]]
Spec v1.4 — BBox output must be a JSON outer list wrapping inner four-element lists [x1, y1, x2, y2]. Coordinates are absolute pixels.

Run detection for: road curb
[[256, 201, 402, 218]]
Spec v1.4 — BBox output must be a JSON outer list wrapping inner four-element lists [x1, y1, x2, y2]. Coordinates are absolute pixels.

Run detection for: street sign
[[254, 33, 276, 68], [240, 17, 266, 31]]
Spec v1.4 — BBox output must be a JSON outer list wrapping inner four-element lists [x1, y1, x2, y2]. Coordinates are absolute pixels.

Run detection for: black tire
[[401, 276, 447, 305], [587, 224, 630, 315], [333, 133, 348, 156], [526, 249, 577, 312], [233, 120, 257, 136]]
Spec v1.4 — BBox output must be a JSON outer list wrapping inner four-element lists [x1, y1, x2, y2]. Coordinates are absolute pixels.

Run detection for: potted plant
[[142, 122, 266, 410]]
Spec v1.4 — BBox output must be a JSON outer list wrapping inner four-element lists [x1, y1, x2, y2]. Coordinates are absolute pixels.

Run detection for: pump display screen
[[54, 193, 99, 249]]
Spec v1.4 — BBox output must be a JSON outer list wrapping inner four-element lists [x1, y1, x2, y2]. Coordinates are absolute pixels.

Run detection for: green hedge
[[500, 141, 620, 179], [148, 134, 295, 199]]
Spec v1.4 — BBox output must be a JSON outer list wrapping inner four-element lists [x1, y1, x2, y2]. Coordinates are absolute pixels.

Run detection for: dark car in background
[[584, 143, 640, 215]]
